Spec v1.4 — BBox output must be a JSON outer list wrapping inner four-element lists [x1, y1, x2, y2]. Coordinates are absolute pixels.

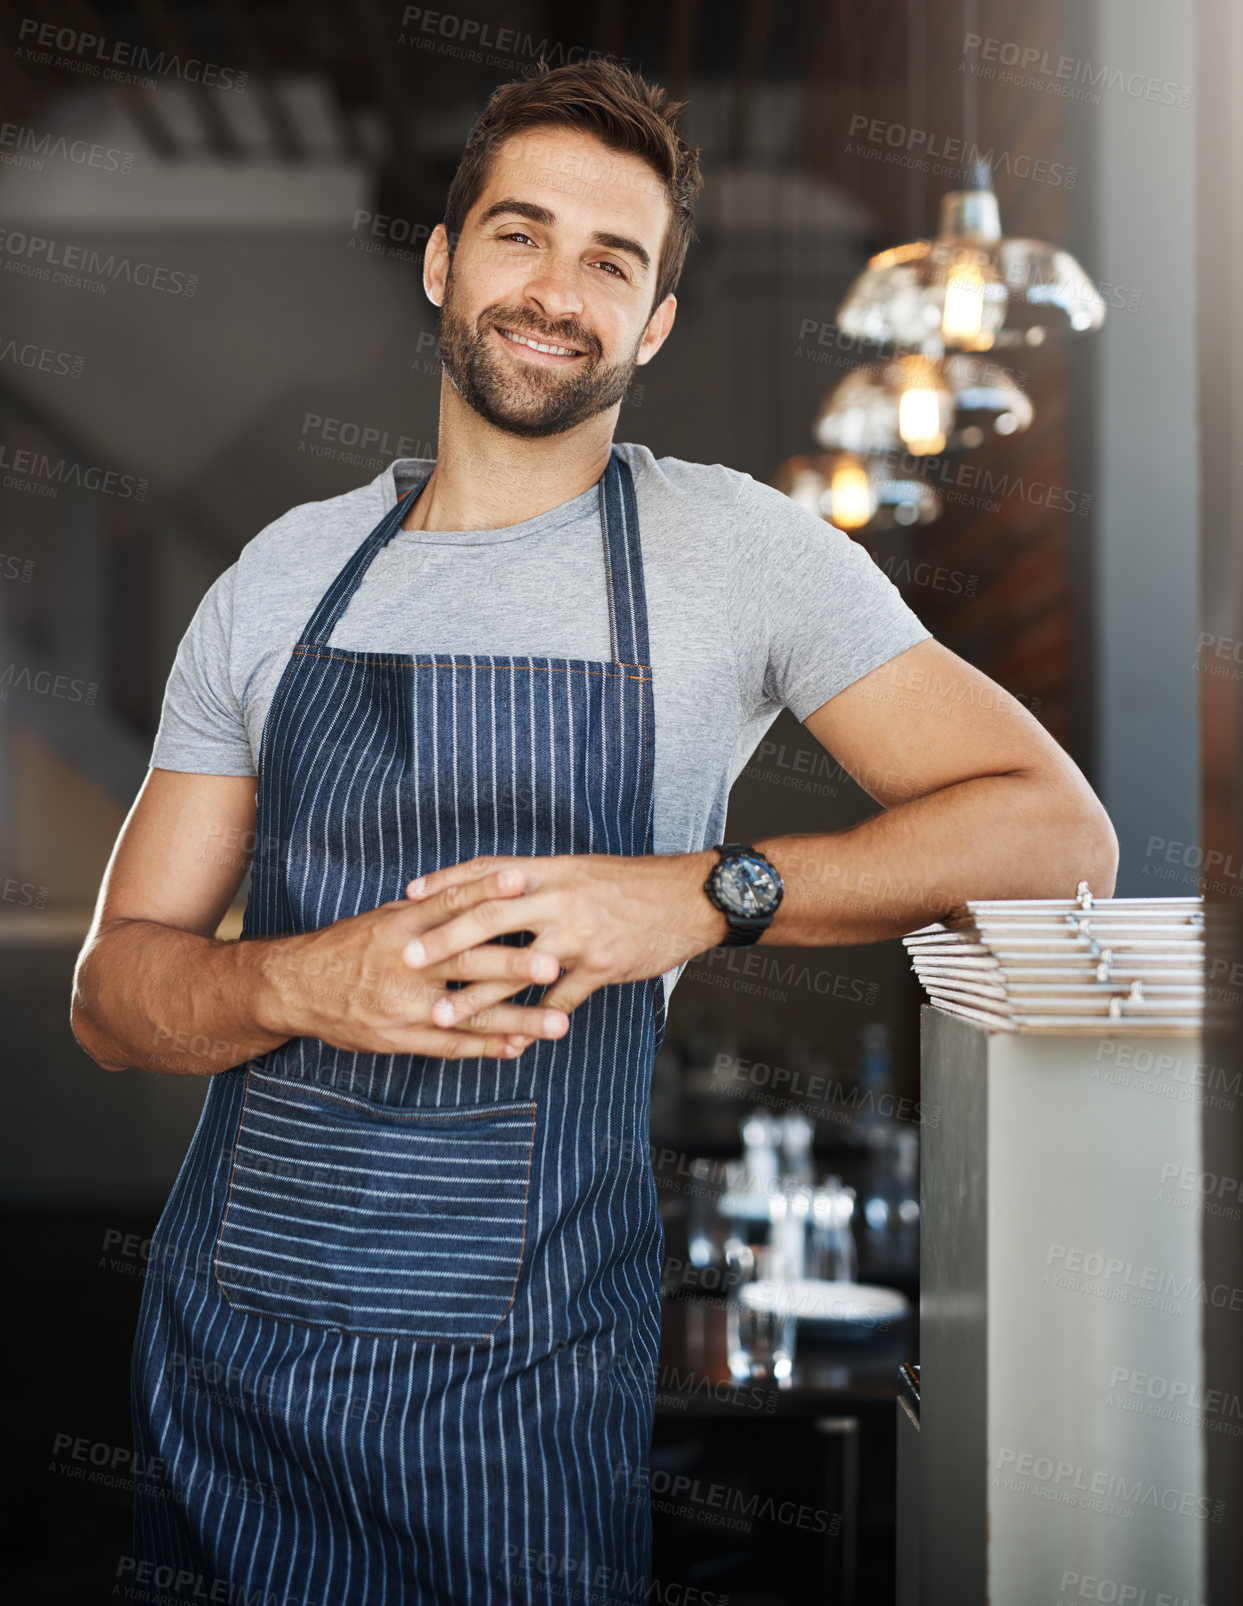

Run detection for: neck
[[402, 376, 619, 533]]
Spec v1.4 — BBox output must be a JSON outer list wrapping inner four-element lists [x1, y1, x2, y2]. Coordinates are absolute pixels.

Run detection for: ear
[[635, 293, 677, 367], [424, 223, 451, 308]]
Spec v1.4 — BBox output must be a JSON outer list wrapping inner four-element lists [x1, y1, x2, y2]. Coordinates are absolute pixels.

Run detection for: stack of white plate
[[900, 882, 1203, 1033]]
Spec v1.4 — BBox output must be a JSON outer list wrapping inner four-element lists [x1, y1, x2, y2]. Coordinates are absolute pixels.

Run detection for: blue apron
[[130, 446, 667, 1605]]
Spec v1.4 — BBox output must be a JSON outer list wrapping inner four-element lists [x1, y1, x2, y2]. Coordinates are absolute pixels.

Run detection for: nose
[[520, 253, 588, 327]]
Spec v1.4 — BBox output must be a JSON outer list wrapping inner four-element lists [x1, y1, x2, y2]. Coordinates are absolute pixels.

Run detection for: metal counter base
[[916, 1006, 1207, 1606]]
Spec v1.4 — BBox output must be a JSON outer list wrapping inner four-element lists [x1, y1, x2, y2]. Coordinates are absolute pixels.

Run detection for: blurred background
[[0, 0, 1230, 1601]]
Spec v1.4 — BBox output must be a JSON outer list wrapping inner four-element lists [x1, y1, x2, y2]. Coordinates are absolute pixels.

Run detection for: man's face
[[430, 126, 677, 438]]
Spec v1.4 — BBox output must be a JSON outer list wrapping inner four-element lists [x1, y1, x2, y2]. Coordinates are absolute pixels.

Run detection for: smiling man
[[72, 57, 1117, 1606]]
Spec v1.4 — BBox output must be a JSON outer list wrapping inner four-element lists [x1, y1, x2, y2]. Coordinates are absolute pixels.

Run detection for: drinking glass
[[724, 1239, 797, 1387]]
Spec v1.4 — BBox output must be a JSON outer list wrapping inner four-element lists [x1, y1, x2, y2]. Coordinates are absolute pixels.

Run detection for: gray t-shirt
[[151, 440, 932, 1003]]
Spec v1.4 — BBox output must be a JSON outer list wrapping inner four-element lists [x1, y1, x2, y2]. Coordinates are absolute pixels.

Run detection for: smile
[[495, 326, 585, 361]]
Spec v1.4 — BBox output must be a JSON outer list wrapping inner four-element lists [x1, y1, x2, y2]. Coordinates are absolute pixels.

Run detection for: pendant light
[[835, 175, 1106, 351], [835, 0, 1105, 353], [813, 350, 1030, 457], [773, 453, 942, 530]]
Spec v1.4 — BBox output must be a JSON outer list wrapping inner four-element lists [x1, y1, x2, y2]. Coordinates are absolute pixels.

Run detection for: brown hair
[[443, 58, 703, 310]]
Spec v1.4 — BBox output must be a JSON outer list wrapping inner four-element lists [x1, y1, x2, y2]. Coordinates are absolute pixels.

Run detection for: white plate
[[739, 1278, 908, 1327], [717, 1192, 780, 1222]]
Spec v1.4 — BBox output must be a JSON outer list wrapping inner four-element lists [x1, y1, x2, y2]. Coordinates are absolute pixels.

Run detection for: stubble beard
[[437, 265, 644, 439]]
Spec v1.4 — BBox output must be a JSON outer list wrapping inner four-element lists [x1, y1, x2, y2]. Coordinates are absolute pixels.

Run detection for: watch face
[[716, 854, 782, 917]]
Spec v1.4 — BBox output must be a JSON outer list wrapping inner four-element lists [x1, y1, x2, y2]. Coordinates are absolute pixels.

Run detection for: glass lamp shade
[[815, 352, 1032, 456], [836, 187, 1106, 350], [773, 453, 941, 530], [814, 355, 954, 456], [941, 352, 1034, 442]]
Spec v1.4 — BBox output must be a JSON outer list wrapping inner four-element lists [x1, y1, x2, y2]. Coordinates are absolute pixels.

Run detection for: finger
[[430, 980, 569, 1038], [430, 942, 563, 987], [406, 855, 522, 900], [402, 887, 555, 970], [386, 1026, 533, 1060], [385, 999, 566, 1054], [400, 866, 531, 951], [534, 968, 599, 1017]]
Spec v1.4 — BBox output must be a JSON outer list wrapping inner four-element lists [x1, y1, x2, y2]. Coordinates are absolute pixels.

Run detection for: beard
[[437, 267, 644, 439]]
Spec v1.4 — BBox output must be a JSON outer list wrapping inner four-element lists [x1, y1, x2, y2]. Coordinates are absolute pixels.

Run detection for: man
[[72, 56, 1117, 1606]]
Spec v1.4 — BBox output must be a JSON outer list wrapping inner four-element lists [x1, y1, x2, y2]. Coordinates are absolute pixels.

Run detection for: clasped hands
[[401, 851, 725, 1057], [276, 851, 726, 1061]]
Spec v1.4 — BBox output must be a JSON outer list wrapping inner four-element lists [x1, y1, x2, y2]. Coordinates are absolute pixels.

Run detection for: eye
[[500, 231, 535, 245], [593, 260, 626, 279]]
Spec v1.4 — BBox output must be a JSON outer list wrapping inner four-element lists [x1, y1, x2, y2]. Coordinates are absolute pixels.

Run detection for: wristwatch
[[703, 843, 785, 947]]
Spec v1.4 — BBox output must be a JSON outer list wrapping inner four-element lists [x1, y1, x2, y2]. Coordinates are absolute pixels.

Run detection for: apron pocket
[[213, 1067, 536, 1342]]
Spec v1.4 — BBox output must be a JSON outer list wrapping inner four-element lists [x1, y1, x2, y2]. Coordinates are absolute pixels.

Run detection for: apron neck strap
[[599, 446, 650, 667]]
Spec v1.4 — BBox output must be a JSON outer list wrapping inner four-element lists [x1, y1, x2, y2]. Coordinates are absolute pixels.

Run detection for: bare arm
[[754, 638, 1120, 947], [70, 769, 571, 1076]]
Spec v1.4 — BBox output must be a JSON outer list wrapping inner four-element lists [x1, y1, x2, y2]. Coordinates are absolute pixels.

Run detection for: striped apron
[[130, 446, 667, 1606]]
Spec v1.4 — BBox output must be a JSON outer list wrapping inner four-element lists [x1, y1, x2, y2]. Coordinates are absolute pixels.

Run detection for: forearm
[[71, 919, 291, 1075], [753, 771, 1120, 948]]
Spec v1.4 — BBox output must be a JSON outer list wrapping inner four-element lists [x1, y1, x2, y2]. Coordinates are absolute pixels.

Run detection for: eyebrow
[[477, 198, 651, 275]]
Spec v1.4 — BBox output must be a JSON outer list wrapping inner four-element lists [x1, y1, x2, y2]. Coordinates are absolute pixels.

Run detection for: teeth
[[501, 328, 579, 357]]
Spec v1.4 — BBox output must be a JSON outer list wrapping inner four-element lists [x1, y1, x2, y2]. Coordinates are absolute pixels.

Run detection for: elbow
[[1080, 806, 1120, 899], [69, 956, 130, 1074], [69, 997, 127, 1074], [1052, 783, 1120, 900], [1012, 767, 1119, 900]]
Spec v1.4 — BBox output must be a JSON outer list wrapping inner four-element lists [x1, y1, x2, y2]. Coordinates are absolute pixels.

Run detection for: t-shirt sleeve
[[148, 563, 256, 776], [727, 472, 934, 722]]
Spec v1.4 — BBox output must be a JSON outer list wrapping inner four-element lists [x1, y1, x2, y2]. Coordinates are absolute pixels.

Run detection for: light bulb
[[898, 378, 946, 455], [941, 259, 990, 344], [827, 459, 874, 529]]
